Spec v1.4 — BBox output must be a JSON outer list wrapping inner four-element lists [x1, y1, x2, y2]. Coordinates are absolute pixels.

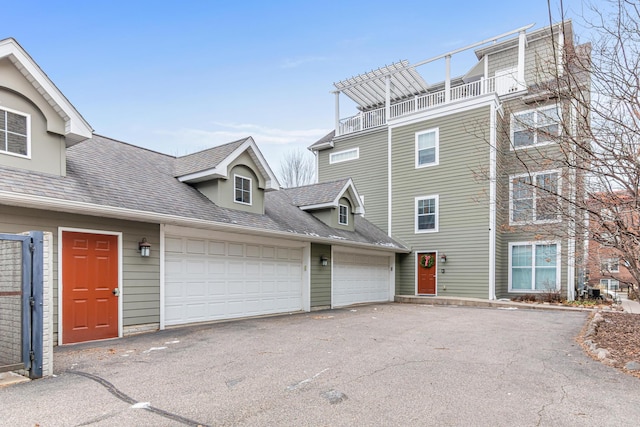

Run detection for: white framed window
[[509, 170, 561, 225], [234, 174, 252, 205], [511, 105, 560, 149], [600, 257, 620, 273], [600, 279, 620, 291], [509, 241, 560, 292], [415, 195, 438, 233], [330, 147, 359, 164], [0, 107, 30, 158], [338, 204, 348, 225], [415, 128, 439, 168]]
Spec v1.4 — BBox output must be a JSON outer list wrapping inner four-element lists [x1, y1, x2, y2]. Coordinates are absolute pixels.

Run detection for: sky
[[2, 0, 590, 178]]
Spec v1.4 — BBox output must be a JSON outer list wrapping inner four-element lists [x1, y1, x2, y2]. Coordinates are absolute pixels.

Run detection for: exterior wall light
[[440, 254, 447, 264], [139, 238, 151, 257], [320, 255, 329, 266]]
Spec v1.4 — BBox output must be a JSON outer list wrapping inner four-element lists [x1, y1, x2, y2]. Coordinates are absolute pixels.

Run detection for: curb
[[395, 295, 595, 312]]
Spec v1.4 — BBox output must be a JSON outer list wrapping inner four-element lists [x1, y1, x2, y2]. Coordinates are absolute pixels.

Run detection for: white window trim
[[233, 174, 252, 206], [415, 195, 439, 233], [329, 147, 359, 164], [510, 105, 561, 150], [0, 106, 31, 159], [415, 128, 439, 169], [509, 169, 562, 225], [600, 278, 620, 291], [338, 204, 348, 225], [508, 240, 561, 293]]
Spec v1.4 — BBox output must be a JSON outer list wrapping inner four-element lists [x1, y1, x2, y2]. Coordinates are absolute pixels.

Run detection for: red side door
[[417, 253, 437, 295], [62, 232, 119, 344]]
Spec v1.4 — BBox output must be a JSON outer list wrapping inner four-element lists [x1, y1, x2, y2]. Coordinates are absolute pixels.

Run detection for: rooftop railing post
[[385, 75, 391, 124], [517, 30, 526, 90], [444, 55, 451, 103], [334, 91, 341, 136], [483, 54, 489, 94]]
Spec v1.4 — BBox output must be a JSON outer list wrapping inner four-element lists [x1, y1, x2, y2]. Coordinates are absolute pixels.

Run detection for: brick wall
[[0, 239, 22, 367]]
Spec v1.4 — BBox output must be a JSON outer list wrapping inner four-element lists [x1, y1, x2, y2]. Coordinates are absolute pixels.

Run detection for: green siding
[[486, 32, 559, 86], [0, 86, 67, 176], [391, 106, 492, 298], [317, 128, 388, 232], [0, 205, 160, 343], [310, 243, 331, 307], [494, 97, 574, 298]]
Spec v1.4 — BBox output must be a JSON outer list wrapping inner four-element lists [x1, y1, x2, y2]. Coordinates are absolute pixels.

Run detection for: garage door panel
[[208, 281, 226, 296], [333, 252, 391, 308], [165, 235, 303, 326], [186, 239, 206, 254], [187, 281, 206, 297], [228, 243, 243, 256], [186, 260, 205, 275], [207, 260, 225, 274], [246, 245, 260, 257]]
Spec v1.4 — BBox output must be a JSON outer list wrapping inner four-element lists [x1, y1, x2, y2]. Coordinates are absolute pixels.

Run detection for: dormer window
[[234, 174, 252, 205], [339, 204, 348, 225], [1, 107, 29, 157]]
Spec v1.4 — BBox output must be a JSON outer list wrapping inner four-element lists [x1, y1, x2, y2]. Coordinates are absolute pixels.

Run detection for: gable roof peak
[[174, 136, 279, 190], [0, 37, 93, 145], [283, 177, 364, 214]]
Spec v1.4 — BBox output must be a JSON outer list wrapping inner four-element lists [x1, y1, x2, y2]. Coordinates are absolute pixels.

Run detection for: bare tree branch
[[278, 148, 316, 188]]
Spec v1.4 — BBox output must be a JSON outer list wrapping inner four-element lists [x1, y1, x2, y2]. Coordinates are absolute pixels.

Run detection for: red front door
[[417, 253, 437, 295], [62, 232, 119, 344]]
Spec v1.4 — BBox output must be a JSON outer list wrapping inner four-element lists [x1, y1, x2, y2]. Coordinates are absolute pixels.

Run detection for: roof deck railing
[[338, 75, 508, 136]]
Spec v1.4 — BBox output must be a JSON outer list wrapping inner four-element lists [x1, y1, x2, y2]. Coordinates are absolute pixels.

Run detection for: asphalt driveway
[[2, 303, 640, 426]]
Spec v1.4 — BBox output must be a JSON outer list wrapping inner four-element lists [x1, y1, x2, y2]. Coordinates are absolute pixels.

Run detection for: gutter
[[0, 191, 409, 254]]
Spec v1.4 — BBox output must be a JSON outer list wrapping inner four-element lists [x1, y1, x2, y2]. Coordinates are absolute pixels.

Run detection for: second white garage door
[[165, 235, 303, 326], [333, 252, 392, 307]]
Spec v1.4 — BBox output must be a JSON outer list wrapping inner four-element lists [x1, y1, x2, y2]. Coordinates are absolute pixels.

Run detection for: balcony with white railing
[[338, 76, 504, 136], [333, 24, 534, 137]]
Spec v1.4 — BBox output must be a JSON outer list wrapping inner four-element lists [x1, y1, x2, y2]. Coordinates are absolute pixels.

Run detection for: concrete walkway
[[395, 295, 593, 311], [620, 295, 640, 314], [397, 294, 640, 314]]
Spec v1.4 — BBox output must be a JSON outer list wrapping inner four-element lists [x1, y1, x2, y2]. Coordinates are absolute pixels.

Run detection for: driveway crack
[[69, 371, 209, 427]]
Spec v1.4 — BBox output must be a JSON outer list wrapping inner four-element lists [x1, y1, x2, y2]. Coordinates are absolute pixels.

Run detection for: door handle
[[112, 288, 120, 297]]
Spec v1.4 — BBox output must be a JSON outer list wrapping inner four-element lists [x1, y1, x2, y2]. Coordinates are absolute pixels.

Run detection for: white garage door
[[165, 236, 303, 326], [333, 252, 391, 307]]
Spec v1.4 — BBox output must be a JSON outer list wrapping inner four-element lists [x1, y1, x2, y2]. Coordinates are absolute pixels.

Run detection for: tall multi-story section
[[311, 21, 588, 300]]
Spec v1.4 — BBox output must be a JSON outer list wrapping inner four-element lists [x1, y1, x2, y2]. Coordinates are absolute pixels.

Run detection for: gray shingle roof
[[308, 130, 335, 150], [0, 135, 405, 251], [174, 137, 248, 177], [283, 178, 351, 208]]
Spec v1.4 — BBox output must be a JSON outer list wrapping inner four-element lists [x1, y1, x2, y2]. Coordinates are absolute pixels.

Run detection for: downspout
[[159, 223, 166, 330], [387, 125, 393, 236], [386, 76, 393, 236], [489, 103, 497, 300], [566, 100, 578, 300]]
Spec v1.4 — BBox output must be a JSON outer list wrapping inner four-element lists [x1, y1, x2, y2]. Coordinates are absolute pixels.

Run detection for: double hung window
[[511, 106, 560, 148], [1, 107, 29, 157], [415, 196, 438, 233], [234, 175, 252, 205], [415, 129, 439, 168], [510, 171, 560, 224]]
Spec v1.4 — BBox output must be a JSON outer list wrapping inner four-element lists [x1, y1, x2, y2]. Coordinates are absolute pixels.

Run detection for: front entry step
[[0, 372, 30, 388]]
